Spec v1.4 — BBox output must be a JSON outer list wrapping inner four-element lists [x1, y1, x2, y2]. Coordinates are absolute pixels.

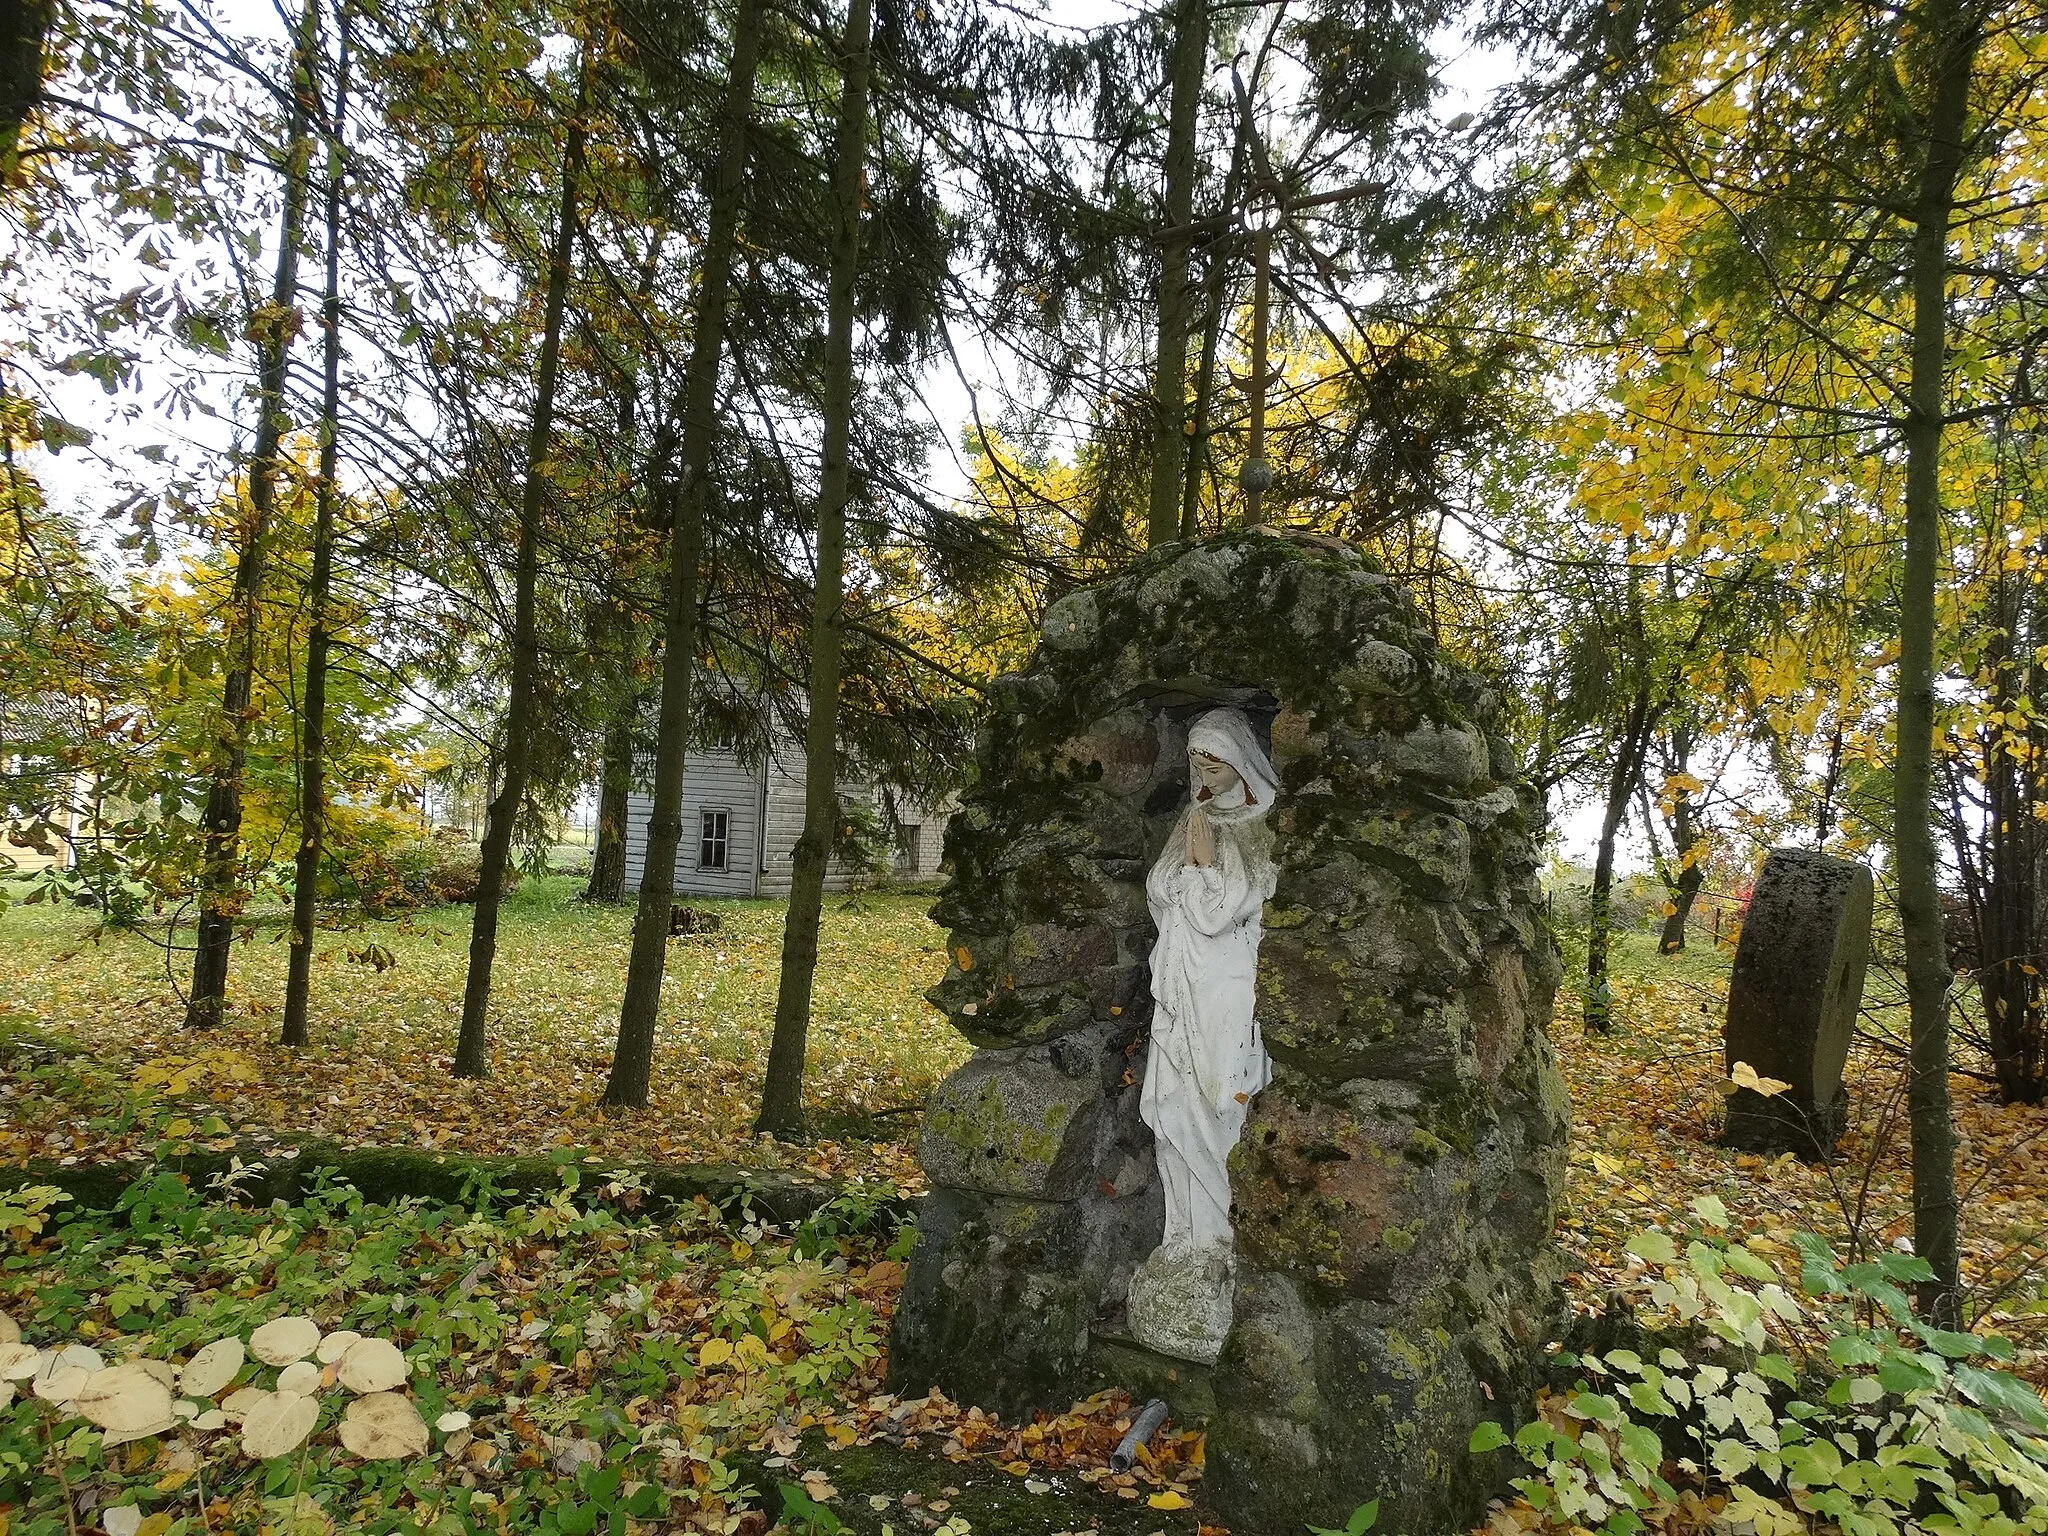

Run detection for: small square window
[[699, 810, 730, 871]]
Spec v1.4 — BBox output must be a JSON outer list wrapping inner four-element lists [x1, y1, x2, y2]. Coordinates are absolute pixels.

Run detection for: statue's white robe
[[1141, 809, 1275, 1256]]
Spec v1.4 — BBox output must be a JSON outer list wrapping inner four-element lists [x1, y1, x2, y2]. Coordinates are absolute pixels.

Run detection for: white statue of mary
[[1125, 706, 1278, 1364]]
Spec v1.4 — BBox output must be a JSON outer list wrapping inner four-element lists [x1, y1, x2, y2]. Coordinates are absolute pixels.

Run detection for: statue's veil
[[1187, 708, 1279, 826]]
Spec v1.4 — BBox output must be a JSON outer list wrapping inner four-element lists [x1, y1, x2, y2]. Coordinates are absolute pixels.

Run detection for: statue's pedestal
[[1088, 1329, 1218, 1422], [1125, 1242, 1234, 1365]]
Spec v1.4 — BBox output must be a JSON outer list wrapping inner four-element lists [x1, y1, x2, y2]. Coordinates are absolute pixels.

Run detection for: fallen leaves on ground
[[9, 889, 2048, 1532], [1554, 930, 2048, 1377], [0, 883, 967, 1190]]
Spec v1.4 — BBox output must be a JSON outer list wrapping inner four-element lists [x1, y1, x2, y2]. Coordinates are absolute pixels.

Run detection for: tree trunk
[[757, 0, 873, 1140], [1979, 705, 2043, 1104], [1145, 0, 1204, 549], [282, 4, 352, 1048], [1898, 0, 1977, 1327], [602, 0, 766, 1108], [451, 53, 588, 1079], [1657, 724, 1705, 954], [1657, 817, 1707, 954], [1179, 78, 1254, 541], [0, 0, 51, 179], [584, 703, 635, 904], [185, 0, 319, 1030], [1585, 686, 1655, 1033], [1966, 548, 2048, 1105]]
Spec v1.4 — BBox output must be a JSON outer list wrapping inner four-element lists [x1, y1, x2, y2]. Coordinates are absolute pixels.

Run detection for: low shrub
[[1471, 1198, 2048, 1536], [341, 829, 520, 914]]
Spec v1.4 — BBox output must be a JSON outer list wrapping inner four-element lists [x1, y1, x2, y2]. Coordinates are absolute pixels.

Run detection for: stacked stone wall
[[889, 531, 1571, 1535]]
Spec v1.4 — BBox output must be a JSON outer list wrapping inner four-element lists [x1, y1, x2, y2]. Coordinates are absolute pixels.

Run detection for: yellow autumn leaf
[[1148, 1489, 1192, 1510], [1728, 1060, 1793, 1099], [697, 1338, 733, 1368]]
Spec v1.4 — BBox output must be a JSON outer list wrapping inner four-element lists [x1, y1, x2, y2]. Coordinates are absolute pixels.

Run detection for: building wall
[[889, 796, 954, 879], [758, 754, 871, 899], [621, 746, 762, 899], [620, 741, 955, 901]]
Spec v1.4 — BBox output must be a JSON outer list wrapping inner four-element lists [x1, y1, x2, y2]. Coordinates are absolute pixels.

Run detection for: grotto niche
[[889, 530, 1572, 1536]]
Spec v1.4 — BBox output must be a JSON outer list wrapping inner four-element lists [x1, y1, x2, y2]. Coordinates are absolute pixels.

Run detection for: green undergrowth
[[0, 1167, 914, 1535], [1473, 1200, 2048, 1536]]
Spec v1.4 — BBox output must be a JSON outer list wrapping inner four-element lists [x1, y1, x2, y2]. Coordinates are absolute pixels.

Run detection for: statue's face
[[1191, 750, 1244, 803]]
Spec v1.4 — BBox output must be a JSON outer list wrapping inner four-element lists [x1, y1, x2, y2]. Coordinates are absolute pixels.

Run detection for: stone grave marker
[[889, 530, 1571, 1536], [1722, 848, 1874, 1158]]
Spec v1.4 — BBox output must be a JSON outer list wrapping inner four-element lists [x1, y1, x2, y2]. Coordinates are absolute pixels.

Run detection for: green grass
[[0, 883, 966, 1188]]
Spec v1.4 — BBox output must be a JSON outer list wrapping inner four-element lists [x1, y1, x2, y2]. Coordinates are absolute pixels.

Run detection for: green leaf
[[1792, 1233, 1844, 1296], [1627, 1379, 1677, 1417], [1878, 1251, 1936, 1284], [779, 1485, 849, 1535], [1618, 1422, 1664, 1472], [1828, 1334, 1883, 1367], [1570, 1391, 1624, 1425], [1874, 1349, 1939, 1395], [1469, 1421, 1510, 1453], [1691, 1195, 1730, 1228], [1910, 1323, 1987, 1360], [1723, 1247, 1777, 1284], [1952, 1363, 2048, 1430], [1307, 1499, 1379, 1536], [1756, 1353, 1798, 1387], [1839, 1265, 1915, 1322], [1627, 1230, 1678, 1265]]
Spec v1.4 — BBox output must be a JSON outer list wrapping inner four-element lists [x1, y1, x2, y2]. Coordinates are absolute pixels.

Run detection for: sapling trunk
[[757, 0, 873, 1139], [186, 0, 319, 1030], [282, 4, 353, 1047], [1898, 0, 1978, 1327], [1585, 687, 1655, 1033], [603, 0, 767, 1108], [452, 50, 588, 1079]]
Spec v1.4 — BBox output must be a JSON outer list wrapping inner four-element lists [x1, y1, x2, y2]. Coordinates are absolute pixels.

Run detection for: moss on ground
[[732, 1432, 1204, 1535], [0, 1139, 910, 1228]]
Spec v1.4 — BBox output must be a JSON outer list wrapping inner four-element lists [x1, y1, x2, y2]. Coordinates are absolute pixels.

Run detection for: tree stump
[[1723, 849, 1874, 1158]]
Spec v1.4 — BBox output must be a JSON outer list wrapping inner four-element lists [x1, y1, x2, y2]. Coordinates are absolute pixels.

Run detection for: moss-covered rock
[[0, 1140, 890, 1229], [893, 530, 1570, 1535]]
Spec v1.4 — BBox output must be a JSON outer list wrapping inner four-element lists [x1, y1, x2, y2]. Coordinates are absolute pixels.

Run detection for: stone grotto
[[889, 529, 1573, 1535]]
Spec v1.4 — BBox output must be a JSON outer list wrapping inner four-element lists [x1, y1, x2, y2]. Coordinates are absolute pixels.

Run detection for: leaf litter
[[3, 899, 2046, 1530]]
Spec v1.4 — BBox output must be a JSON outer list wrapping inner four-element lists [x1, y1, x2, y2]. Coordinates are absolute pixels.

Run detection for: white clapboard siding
[[757, 750, 874, 898], [887, 793, 955, 878], [621, 747, 763, 899]]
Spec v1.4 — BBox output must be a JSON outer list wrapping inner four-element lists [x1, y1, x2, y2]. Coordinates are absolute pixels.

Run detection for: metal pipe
[[1110, 1398, 1172, 1472]]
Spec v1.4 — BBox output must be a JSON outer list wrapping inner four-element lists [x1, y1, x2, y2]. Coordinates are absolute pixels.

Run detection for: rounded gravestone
[[1723, 848, 1874, 1158], [890, 530, 1571, 1536]]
